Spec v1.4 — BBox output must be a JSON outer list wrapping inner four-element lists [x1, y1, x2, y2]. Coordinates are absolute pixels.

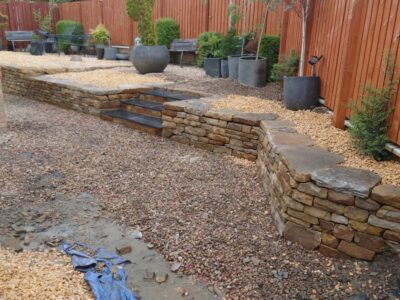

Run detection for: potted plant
[[127, 0, 169, 74], [0, 13, 9, 51], [33, 10, 54, 53], [90, 24, 110, 59], [30, 34, 45, 56], [196, 32, 223, 77], [238, 0, 279, 87], [283, 0, 320, 110]]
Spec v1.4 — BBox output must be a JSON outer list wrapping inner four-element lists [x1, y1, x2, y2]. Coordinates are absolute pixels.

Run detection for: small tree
[[349, 53, 397, 161], [126, 0, 156, 46], [90, 24, 110, 45], [0, 13, 8, 30], [33, 10, 52, 33], [285, 0, 311, 76]]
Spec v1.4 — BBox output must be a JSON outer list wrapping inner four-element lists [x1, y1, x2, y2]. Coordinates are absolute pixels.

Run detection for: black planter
[[30, 41, 44, 56], [104, 47, 117, 60], [44, 42, 54, 53], [283, 76, 320, 110], [221, 59, 229, 78], [238, 56, 267, 87], [130, 45, 170, 74], [228, 55, 241, 80], [96, 46, 105, 60], [204, 57, 221, 78]]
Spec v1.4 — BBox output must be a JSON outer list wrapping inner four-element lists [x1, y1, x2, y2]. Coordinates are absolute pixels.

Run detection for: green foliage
[[349, 54, 397, 161], [56, 19, 84, 52], [0, 13, 8, 30], [33, 10, 52, 33], [126, 0, 156, 46], [155, 18, 180, 49], [270, 50, 298, 82], [90, 24, 109, 45], [219, 30, 241, 58], [259, 35, 280, 82], [196, 31, 222, 67]]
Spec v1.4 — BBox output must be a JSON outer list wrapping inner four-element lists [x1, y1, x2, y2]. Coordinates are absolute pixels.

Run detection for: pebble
[[130, 230, 143, 239], [155, 273, 168, 284], [146, 243, 154, 249], [251, 257, 261, 266], [175, 286, 187, 296], [170, 262, 181, 272], [115, 245, 132, 255]]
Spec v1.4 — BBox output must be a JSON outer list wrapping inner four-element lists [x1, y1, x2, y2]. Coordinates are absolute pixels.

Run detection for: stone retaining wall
[[163, 99, 400, 260]]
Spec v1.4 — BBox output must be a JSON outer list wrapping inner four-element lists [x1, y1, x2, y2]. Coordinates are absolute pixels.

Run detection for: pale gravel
[[211, 95, 400, 186], [51, 68, 164, 89], [0, 248, 93, 300], [1, 95, 399, 299]]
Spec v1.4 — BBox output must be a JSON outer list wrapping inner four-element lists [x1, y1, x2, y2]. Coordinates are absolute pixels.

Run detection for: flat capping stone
[[232, 112, 278, 126], [279, 146, 344, 181], [311, 167, 381, 199], [260, 119, 296, 132], [267, 130, 314, 152]]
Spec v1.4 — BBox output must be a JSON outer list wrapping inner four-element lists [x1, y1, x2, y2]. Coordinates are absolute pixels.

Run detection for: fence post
[[333, 0, 367, 129]]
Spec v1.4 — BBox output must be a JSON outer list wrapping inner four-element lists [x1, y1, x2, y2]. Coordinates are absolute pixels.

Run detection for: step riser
[[100, 115, 162, 136], [137, 94, 168, 104], [121, 103, 162, 118]]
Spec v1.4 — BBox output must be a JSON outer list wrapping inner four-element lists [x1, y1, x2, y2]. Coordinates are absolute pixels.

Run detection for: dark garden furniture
[[5, 31, 34, 50], [169, 39, 197, 67]]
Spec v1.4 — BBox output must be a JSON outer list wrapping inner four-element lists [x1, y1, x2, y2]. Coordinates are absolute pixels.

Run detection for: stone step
[[139, 89, 201, 103], [121, 98, 163, 118], [100, 109, 162, 136]]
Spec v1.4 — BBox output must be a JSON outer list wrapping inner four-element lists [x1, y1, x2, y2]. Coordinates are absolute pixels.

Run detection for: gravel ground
[[0, 52, 130, 70], [51, 68, 164, 88], [211, 95, 400, 186], [1, 94, 399, 299], [0, 248, 93, 299]]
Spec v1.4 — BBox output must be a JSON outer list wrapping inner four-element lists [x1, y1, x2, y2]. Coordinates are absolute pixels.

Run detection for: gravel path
[[1, 95, 399, 299]]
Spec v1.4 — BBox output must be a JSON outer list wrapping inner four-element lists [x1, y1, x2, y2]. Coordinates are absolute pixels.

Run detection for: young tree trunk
[[0, 85, 7, 129], [228, 0, 233, 31], [299, 0, 308, 76], [256, 2, 269, 60], [241, 0, 249, 56]]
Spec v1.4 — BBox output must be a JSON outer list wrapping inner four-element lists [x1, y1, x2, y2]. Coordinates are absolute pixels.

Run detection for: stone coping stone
[[311, 167, 381, 199], [260, 119, 296, 132], [232, 112, 278, 126], [1, 64, 130, 75], [267, 130, 314, 152], [32, 75, 173, 96], [279, 146, 344, 182], [371, 184, 400, 209]]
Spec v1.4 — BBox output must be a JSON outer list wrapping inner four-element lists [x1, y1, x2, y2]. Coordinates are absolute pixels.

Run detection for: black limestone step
[[101, 110, 162, 129], [122, 98, 163, 111]]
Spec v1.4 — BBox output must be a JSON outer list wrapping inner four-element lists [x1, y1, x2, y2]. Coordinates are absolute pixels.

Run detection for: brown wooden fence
[[279, 0, 400, 145]]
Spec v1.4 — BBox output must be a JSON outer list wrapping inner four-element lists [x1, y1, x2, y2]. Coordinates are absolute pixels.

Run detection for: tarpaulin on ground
[[61, 242, 137, 300]]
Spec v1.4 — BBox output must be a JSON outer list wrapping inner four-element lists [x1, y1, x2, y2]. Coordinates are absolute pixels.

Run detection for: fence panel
[[80, 0, 103, 33], [103, 0, 134, 46], [59, 1, 82, 24]]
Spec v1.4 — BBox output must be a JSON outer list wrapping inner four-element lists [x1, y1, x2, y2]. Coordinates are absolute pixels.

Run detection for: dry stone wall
[[163, 100, 400, 261]]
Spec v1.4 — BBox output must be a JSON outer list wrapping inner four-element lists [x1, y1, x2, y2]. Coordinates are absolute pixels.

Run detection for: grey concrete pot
[[283, 76, 320, 110], [204, 57, 221, 78], [130, 45, 169, 74], [228, 55, 241, 80], [104, 47, 117, 60], [238, 56, 267, 87], [221, 59, 229, 78]]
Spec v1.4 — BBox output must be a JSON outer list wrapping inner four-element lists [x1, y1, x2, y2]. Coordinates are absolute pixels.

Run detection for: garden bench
[[5, 31, 34, 50], [169, 39, 197, 67]]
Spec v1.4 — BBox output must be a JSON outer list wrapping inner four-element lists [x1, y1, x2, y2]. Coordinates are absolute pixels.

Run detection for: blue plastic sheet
[[61, 242, 137, 300]]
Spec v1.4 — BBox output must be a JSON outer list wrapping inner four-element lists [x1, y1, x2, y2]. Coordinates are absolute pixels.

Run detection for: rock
[[283, 221, 321, 250], [213, 285, 224, 297], [344, 206, 369, 222], [232, 112, 278, 126], [331, 213, 349, 225], [175, 286, 187, 297], [349, 220, 384, 236], [376, 205, 400, 223], [280, 146, 343, 182], [130, 230, 143, 239], [304, 206, 331, 221], [319, 219, 335, 231], [385, 241, 400, 255], [333, 225, 354, 242], [322, 232, 339, 248], [371, 184, 400, 209], [319, 244, 349, 259], [270, 204, 286, 236], [287, 208, 318, 225], [251, 257, 261, 266], [368, 215, 400, 232], [283, 196, 304, 211], [328, 190, 355, 206], [243, 257, 251, 263], [311, 167, 381, 198], [337, 241, 375, 261], [355, 198, 381, 211], [383, 230, 400, 242], [143, 270, 155, 281], [146, 243, 155, 249], [155, 273, 168, 284], [11, 225, 27, 234], [292, 190, 313, 206], [298, 182, 327, 198], [23, 234, 33, 246], [116, 245, 132, 255], [354, 232, 385, 252], [314, 197, 345, 214], [312, 106, 331, 114], [170, 262, 181, 272]]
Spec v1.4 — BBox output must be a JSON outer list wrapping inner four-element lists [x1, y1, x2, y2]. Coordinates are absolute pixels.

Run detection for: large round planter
[[221, 59, 229, 78], [283, 76, 320, 110], [238, 56, 267, 87], [228, 55, 241, 80], [30, 41, 44, 56], [130, 45, 170, 74], [204, 57, 221, 78], [96, 46, 105, 60], [104, 47, 117, 60]]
